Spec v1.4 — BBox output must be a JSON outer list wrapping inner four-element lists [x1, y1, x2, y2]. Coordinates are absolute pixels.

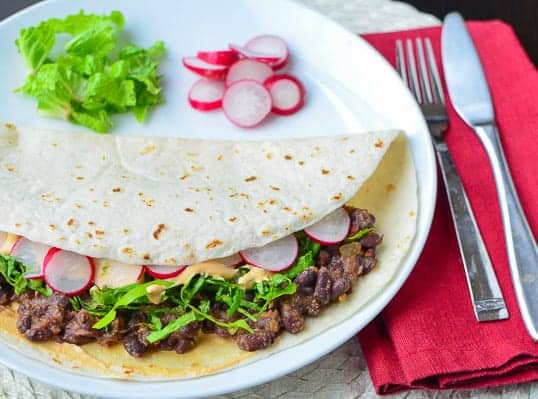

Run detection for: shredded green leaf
[[345, 228, 373, 242], [15, 10, 165, 132]]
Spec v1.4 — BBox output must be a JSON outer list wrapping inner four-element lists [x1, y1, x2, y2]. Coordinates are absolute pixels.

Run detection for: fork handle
[[434, 139, 508, 321], [474, 123, 538, 338]]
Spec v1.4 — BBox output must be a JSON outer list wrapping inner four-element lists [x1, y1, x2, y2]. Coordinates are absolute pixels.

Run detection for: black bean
[[314, 267, 332, 306]]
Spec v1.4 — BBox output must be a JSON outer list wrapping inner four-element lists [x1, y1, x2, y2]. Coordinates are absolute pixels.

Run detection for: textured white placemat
[[2, 1, 533, 398]]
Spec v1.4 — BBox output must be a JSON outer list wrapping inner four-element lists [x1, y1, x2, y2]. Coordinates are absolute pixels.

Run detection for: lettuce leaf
[[14, 10, 165, 133]]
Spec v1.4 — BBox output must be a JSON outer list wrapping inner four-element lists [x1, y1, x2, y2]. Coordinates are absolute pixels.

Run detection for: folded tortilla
[[0, 124, 398, 265], [0, 124, 416, 380]]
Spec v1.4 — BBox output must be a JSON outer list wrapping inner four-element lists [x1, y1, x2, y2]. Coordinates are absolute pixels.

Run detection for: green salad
[[15, 10, 165, 133]]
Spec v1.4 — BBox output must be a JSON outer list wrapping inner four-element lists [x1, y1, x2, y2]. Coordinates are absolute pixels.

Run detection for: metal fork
[[396, 38, 508, 321]]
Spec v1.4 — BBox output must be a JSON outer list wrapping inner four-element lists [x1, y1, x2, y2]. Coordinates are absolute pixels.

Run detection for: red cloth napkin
[[357, 21, 538, 394]]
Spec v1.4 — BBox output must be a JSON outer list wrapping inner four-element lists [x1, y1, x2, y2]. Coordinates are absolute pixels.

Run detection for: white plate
[[0, 0, 437, 397]]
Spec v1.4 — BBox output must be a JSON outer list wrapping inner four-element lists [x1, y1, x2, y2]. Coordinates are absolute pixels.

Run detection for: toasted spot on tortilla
[[4, 123, 15, 130], [112, 187, 122, 193], [88, 188, 94, 192], [165, 258, 177, 264], [88, 221, 95, 226], [183, 243, 190, 249], [153, 224, 167, 240], [374, 139, 384, 148], [184, 207, 194, 213], [409, 210, 416, 217], [284, 154, 293, 160], [347, 175, 355, 180], [180, 173, 190, 180], [49, 224, 56, 231], [321, 168, 331, 175], [268, 199, 277, 205], [143, 253, 151, 261], [349, 149, 356, 154], [102, 201, 110, 208], [298, 160, 305, 166], [86, 232, 93, 238], [74, 164, 82, 169], [269, 185, 280, 191], [244, 176, 257, 182], [261, 229, 271, 236], [74, 202, 83, 209], [386, 183, 396, 192], [265, 152, 273, 160], [67, 218, 75, 227], [122, 247, 134, 255], [123, 228, 129, 234], [3, 164, 16, 172], [101, 155, 107, 161], [282, 206, 292, 212], [76, 176, 85, 181], [228, 216, 237, 222], [331, 193, 343, 201], [120, 175, 129, 179], [95, 230, 105, 236], [140, 145, 157, 155], [190, 165, 204, 172], [14, 223, 21, 228], [217, 154, 224, 161], [206, 239, 223, 249], [340, 136, 349, 141]]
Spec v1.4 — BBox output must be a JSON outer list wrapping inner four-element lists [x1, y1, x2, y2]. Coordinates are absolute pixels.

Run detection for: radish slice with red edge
[[146, 265, 186, 279], [10, 237, 50, 279], [264, 74, 305, 115], [197, 50, 238, 66], [189, 79, 225, 111], [240, 235, 298, 271], [244, 35, 289, 69], [228, 44, 280, 64], [226, 59, 274, 87], [94, 259, 145, 289], [43, 248, 94, 296], [222, 80, 272, 128], [216, 253, 243, 267], [182, 57, 228, 80], [304, 207, 351, 245]]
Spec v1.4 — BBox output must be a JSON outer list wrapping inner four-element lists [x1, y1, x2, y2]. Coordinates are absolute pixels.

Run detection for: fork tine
[[425, 38, 445, 104], [416, 38, 433, 104], [405, 39, 422, 103], [395, 40, 408, 87]]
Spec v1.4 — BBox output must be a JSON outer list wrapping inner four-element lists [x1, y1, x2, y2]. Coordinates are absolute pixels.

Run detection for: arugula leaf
[[345, 228, 373, 242], [146, 312, 197, 344], [0, 255, 51, 296], [284, 252, 314, 280], [93, 280, 173, 329]]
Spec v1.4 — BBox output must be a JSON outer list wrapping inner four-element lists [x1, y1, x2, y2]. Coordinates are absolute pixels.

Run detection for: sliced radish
[[182, 57, 228, 80], [146, 265, 186, 279], [222, 80, 272, 128], [94, 259, 144, 289], [43, 248, 94, 296], [0, 233, 19, 255], [264, 74, 305, 115], [197, 50, 239, 67], [226, 59, 274, 87], [240, 235, 298, 271], [245, 35, 289, 70], [10, 237, 50, 279], [228, 44, 280, 64], [216, 253, 243, 267], [304, 208, 351, 245], [188, 79, 226, 111]]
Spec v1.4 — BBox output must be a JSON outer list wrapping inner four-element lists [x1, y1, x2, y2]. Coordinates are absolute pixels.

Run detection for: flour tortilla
[[0, 133, 417, 380], [0, 124, 398, 266]]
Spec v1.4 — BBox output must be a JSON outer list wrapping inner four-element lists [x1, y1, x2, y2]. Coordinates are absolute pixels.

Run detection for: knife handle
[[434, 140, 508, 321], [475, 124, 538, 338]]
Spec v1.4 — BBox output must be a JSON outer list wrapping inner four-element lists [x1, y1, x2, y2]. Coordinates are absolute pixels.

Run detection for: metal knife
[[442, 12, 538, 339]]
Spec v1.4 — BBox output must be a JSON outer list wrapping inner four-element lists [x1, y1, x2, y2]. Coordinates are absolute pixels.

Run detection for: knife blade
[[442, 12, 538, 338]]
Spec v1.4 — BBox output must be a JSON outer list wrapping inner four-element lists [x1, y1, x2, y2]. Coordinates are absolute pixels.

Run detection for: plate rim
[[0, 0, 437, 397]]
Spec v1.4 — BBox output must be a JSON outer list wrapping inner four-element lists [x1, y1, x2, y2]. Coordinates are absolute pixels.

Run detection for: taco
[[0, 124, 416, 379]]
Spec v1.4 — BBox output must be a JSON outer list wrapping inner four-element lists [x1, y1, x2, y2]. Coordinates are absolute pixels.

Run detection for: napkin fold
[[358, 21, 538, 394]]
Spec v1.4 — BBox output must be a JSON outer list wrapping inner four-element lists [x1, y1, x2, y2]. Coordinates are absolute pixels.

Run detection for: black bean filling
[[0, 208, 381, 357]]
